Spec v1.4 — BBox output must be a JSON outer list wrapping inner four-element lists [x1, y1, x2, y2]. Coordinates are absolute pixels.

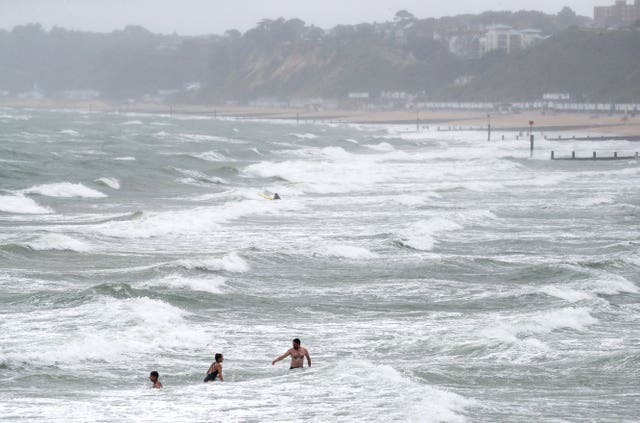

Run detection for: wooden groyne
[[546, 135, 640, 141], [550, 151, 639, 160]]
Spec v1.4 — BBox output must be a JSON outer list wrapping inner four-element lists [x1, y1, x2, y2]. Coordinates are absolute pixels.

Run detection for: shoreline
[[2, 99, 640, 137]]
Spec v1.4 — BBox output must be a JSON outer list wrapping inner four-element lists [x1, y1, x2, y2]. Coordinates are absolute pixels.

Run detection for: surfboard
[[259, 193, 275, 200]]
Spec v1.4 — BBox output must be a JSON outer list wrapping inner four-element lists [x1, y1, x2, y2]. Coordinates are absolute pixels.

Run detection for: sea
[[0, 107, 639, 422]]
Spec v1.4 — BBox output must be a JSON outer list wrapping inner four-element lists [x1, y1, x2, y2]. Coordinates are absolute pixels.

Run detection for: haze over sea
[[1, 107, 639, 422]]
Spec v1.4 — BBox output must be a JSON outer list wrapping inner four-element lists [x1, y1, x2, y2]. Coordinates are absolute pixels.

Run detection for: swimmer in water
[[149, 371, 163, 388], [204, 353, 224, 382], [272, 338, 311, 369]]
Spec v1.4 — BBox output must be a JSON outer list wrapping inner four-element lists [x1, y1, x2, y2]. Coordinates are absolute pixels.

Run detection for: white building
[[481, 25, 546, 55]]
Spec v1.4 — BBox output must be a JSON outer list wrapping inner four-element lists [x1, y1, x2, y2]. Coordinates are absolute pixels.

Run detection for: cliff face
[[208, 41, 440, 100], [1, 15, 639, 103], [448, 29, 640, 102], [205, 27, 640, 102]]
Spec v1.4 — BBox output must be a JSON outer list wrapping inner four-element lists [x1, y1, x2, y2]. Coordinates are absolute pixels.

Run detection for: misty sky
[[0, 0, 603, 35]]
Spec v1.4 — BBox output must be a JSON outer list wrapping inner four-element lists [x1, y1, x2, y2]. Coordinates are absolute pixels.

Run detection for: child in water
[[149, 370, 163, 388], [203, 353, 224, 382]]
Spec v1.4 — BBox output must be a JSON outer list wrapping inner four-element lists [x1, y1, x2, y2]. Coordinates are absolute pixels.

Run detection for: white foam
[[539, 286, 593, 302], [364, 142, 395, 151], [22, 182, 107, 198], [122, 120, 143, 125], [24, 233, 92, 252], [395, 192, 442, 206], [574, 195, 616, 207], [140, 273, 226, 294], [114, 156, 136, 161], [530, 307, 598, 332], [92, 198, 283, 238], [95, 177, 121, 190], [484, 307, 597, 342], [178, 252, 250, 273], [318, 146, 351, 159], [60, 129, 79, 135], [179, 133, 230, 142], [0, 112, 31, 120], [194, 151, 232, 162], [0, 194, 53, 214], [399, 217, 462, 251], [289, 132, 317, 139], [588, 273, 639, 295], [333, 359, 473, 422], [344, 138, 359, 144], [244, 158, 386, 194], [3, 297, 205, 365], [320, 244, 378, 260]]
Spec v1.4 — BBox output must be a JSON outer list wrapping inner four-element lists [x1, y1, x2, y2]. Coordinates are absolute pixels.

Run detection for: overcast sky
[[0, 0, 603, 35]]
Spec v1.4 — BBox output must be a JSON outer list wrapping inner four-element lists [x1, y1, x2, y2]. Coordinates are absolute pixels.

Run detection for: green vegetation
[[0, 9, 637, 103]]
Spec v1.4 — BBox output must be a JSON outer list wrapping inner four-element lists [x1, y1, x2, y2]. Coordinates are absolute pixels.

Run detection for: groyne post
[[551, 151, 554, 159], [530, 134, 534, 157], [593, 151, 596, 159]]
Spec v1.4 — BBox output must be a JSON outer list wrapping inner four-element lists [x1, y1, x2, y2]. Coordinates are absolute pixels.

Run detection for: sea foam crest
[[244, 159, 383, 194], [178, 252, 250, 273], [395, 192, 442, 206], [289, 132, 318, 139], [95, 177, 121, 190], [24, 233, 92, 252], [531, 307, 598, 332], [0, 194, 52, 214], [399, 217, 462, 251], [141, 273, 227, 294], [539, 286, 593, 302], [23, 182, 107, 198], [60, 129, 79, 135], [486, 307, 597, 341], [332, 359, 473, 422], [194, 150, 232, 162], [3, 297, 205, 365], [587, 273, 639, 295], [364, 142, 395, 151], [93, 200, 275, 238], [321, 244, 378, 260]]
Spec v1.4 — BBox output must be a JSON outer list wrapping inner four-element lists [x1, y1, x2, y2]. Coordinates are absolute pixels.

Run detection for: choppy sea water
[[0, 107, 639, 422]]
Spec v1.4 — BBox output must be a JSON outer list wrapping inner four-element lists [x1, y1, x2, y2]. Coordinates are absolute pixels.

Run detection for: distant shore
[[2, 99, 640, 137]]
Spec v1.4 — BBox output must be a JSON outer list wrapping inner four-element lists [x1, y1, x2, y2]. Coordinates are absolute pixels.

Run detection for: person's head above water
[[293, 338, 301, 349], [215, 353, 223, 363], [149, 371, 159, 382]]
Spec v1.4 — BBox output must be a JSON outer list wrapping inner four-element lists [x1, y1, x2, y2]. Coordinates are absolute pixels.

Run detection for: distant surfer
[[272, 338, 311, 369], [149, 371, 163, 388], [204, 353, 224, 382], [273, 193, 281, 200]]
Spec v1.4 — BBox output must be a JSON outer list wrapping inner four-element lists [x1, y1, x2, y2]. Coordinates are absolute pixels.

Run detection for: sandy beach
[[2, 99, 640, 137]]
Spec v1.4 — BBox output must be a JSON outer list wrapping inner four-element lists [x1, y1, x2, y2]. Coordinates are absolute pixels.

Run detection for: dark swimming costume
[[203, 370, 218, 382]]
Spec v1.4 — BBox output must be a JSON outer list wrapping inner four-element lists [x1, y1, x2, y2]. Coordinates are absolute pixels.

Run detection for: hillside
[[0, 9, 638, 103], [449, 28, 640, 102]]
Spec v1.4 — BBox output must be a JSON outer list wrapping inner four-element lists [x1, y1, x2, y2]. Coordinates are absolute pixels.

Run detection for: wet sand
[[3, 99, 640, 136]]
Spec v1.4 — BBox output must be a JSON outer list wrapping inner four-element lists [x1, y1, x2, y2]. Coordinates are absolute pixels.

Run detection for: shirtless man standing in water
[[272, 338, 311, 369]]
